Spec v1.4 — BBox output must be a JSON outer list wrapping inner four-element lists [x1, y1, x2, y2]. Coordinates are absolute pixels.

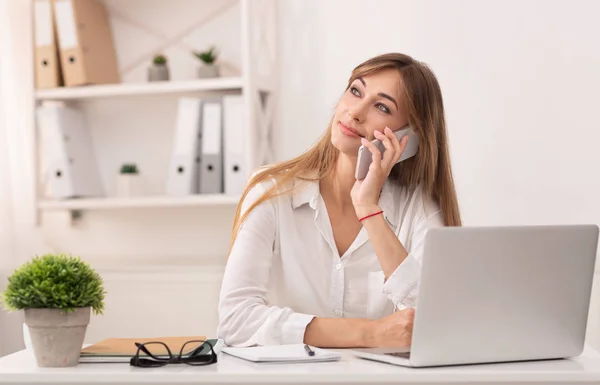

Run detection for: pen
[[304, 344, 315, 356]]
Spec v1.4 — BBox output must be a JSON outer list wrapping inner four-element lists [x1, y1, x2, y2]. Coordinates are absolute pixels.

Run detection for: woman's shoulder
[[246, 167, 317, 195], [240, 170, 277, 206], [239, 167, 299, 210]]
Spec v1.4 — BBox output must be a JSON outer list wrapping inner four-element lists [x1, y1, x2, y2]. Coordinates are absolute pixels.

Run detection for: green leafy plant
[[152, 54, 167, 66], [120, 163, 139, 174], [0, 254, 105, 315], [193, 46, 218, 65]]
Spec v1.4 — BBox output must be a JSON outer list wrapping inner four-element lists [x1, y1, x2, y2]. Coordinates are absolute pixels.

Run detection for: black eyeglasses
[[129, 339, 218, 368]]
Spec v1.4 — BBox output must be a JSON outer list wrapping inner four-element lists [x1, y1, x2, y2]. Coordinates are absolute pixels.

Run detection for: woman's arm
[[304, 309, 416, 348], [358, 204, 444, 309], [356, 205, 408, 280], [304, 317, 371, 348], [217, 182, 315, 347], [351, 128, 445, 309]]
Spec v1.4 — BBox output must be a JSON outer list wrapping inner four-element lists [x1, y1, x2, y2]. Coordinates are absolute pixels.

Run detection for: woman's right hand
[[364, 308, 415, 348]]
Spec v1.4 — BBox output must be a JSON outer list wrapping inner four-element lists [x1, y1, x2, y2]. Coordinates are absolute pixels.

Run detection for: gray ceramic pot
[[197, 65, 219, 78], [148, 65, 170, 82], [24, 307, 90, 367]]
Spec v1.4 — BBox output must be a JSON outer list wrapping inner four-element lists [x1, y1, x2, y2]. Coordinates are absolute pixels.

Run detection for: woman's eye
[[376, 103, 390, 114], [350, 87, 361, 97]]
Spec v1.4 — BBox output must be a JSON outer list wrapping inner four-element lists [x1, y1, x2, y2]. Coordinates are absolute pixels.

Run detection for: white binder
[[198, 100, 223, 194], [222, 95, 248, 196], [36, 102, 104, 199], [166, 97, 203, 196]]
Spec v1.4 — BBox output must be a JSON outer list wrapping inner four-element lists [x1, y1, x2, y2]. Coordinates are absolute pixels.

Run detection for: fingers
[[405, 310, 415, 333], [395, 132, 409, 162], [400, 308, 415, 344], [385, 127, 402, 158], [399, 135, 409, 159], [370, 309, 416, 348], [397, 308, 415, 333], [374, 129, 395, 169], [360, 137, 382, 170]]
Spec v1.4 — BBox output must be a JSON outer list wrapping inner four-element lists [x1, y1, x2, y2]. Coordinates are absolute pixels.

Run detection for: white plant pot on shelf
[[197, 65, 219, 78], [116, 174, 143, 197], [148, 65, 170, 82]]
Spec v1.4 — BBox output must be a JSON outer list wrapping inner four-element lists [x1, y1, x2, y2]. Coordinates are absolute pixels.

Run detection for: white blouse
[[217, 174, 444, 347]]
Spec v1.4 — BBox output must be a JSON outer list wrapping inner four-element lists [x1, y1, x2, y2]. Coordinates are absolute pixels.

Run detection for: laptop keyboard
[[384, 352, 411, 359]]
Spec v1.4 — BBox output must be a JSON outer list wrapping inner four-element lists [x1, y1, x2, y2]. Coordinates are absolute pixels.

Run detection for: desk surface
[[2, 347, 600, 385]]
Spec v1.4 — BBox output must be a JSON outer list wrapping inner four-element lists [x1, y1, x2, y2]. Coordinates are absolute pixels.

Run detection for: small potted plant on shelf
[[117, 163, 141, 197], [0, 254, 105, 367], [148, 54, 170, 82], [193, 46, 220, 78]]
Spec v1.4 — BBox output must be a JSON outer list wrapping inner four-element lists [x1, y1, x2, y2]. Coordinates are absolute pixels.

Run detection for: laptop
[[351, 225, 599, 367]]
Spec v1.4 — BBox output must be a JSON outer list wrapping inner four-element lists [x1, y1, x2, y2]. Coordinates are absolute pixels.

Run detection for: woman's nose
[[348, 104, 367, 123]]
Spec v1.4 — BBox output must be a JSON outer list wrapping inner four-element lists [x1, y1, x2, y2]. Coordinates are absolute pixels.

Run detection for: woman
[[217, 53, 461, 348]]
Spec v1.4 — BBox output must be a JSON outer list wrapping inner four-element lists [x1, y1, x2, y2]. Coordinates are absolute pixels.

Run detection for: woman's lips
[[338, 122, 362, 138]]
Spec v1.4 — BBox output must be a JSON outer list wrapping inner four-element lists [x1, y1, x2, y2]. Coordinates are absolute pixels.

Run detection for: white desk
[[2, 347, 600, 385]]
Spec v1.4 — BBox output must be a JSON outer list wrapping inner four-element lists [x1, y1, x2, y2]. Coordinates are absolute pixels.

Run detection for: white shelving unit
[[30, 0, 278, 222], [35, 77, 244, 101], [39, 194, 241, 211]]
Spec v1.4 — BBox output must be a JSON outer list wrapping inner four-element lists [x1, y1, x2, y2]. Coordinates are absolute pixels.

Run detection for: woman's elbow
[[217, 313, 256, 347]]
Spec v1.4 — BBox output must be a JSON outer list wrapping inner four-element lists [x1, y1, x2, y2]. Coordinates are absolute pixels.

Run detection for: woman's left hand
[[351, 127, 408, 218]]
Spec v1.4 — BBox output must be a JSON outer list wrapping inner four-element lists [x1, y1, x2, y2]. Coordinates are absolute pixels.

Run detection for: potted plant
[[116, 163, 142, 197], [0, 254, 105, 367], [148, 54, 170, 82], [192, 46, 220, 78]]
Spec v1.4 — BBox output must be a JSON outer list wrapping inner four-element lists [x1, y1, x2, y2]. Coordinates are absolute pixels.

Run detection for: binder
[[198, 100, 223, 194], [166, 97, 203, 196], [33, 0, 63, 88], [36, 102, 104, 199], [52, 0, 120, 87], [222, 95, 249, 196]]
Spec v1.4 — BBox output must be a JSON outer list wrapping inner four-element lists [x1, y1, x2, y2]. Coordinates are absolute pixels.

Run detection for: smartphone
[[354, 126, 419, 180]]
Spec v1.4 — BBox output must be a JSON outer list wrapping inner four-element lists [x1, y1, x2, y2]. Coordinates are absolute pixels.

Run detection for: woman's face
[[330, 68, 409, 157]]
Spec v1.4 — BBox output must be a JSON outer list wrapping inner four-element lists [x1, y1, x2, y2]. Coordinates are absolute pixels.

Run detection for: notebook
[[221, 344, 342, 363], [79, 336, 223, 363]]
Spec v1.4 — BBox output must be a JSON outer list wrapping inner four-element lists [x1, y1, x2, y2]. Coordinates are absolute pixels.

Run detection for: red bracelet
[[358, 210, 384, 222]]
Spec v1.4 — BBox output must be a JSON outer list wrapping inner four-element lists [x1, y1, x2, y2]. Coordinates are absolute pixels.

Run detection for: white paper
[[54, 0, 78, 49], [222, 344, 341, 363], [34, 0, 53, 46]]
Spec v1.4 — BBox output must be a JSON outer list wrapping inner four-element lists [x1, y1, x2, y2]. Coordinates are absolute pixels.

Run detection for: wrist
[[355, 205, 382, 220], [359, 319, 377, 348]]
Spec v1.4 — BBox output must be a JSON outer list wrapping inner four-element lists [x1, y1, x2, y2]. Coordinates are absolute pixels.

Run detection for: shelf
[[35, 77, 244, 101], [38, 194, 241, 211]]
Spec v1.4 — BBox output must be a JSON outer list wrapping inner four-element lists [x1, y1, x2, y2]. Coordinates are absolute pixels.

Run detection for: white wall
[[278, 0, 600, 347], [280, 0, 600, 226]]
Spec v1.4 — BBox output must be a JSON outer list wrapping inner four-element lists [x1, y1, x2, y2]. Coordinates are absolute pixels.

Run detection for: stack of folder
[[33, 0, 120, 89], [166, 95, 249, 197], [79, 336, 222, 363]]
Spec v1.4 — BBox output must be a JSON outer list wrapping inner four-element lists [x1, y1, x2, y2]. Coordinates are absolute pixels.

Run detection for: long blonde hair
[[229, 53, 461, 251]]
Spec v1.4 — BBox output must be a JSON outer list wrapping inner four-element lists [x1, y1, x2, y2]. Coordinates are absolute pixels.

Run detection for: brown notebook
[[80, 336, 207, 361]]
